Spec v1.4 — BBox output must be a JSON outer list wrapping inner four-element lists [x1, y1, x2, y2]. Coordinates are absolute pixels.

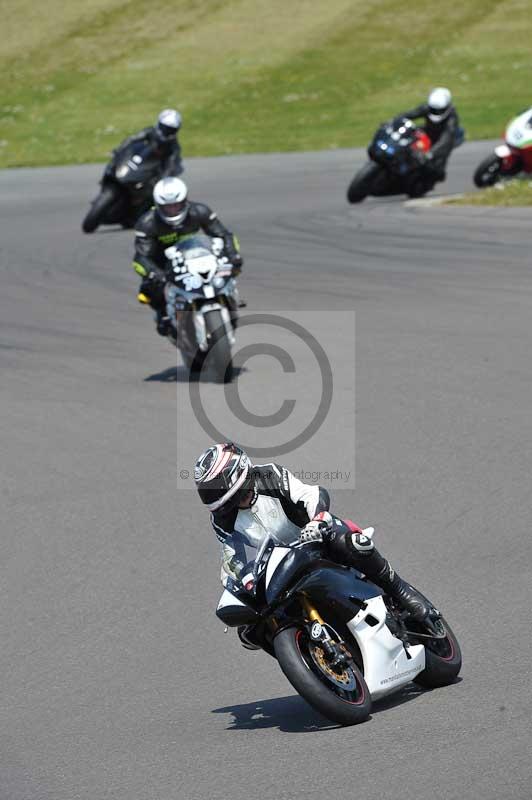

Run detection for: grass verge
[[1, 0, 532, 167], [447, 179, 532, 207]]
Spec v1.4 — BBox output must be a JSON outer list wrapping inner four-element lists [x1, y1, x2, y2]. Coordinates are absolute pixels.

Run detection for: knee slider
[[350, 532, 375, 556]]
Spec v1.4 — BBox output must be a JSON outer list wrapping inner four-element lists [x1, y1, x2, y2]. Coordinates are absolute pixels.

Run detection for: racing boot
[[136, 275, 171, 337], [155, 311, 172, 337], [369, 556, 431, 622], [344, 532, 431, 621]]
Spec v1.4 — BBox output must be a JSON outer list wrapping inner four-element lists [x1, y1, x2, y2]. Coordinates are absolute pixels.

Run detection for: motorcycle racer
[[132, 177, 242, 336], [194, 443, 432, 649], [396, 88, 460, 181], [110, 109, 184, 179]]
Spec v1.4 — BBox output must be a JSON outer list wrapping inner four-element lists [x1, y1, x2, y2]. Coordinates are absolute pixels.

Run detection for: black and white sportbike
[[82, 142, 169, 233], [162, 235, 239, 382], [217, 528, 461, 725]]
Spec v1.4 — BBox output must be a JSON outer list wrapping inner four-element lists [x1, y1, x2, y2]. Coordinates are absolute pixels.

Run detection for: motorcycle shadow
[[144, 365, 247, 383], [212, 694, 339, 732], [212, 683, 436, 733]]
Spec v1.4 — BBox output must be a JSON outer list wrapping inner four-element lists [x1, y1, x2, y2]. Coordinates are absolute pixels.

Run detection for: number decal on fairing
[[183, 274, 203, 291], [165, 245, 185, 271]]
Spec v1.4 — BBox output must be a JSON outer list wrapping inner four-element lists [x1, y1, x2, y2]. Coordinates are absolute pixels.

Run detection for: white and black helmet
[[155, 108, 182, 142], [427, 88, 452, 123], [195, 443, 255, 512], [153, 176, 188, 226]]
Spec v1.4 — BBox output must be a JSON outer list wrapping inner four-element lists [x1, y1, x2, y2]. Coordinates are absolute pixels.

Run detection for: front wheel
[[473, 154, 503, 188], [274, 626, 371, 725], [406, 173, 434, 198], [414, 616, 462, 688], [82, 185, 121, 233], [347, 161, 383, 203], [204, 309, 233, 383]]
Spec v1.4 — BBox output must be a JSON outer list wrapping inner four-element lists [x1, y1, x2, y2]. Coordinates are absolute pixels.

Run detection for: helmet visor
[[159, 200, 187, 217], [428, 106, 448, 121], [157, 123, 178, 140], [223, 473, 255, 510]]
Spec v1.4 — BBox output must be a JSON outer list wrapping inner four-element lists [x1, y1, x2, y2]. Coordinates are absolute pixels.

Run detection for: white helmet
[[427, 88, 452, 123], [153, 177, 188, 226], [155, 108, 182, 142]]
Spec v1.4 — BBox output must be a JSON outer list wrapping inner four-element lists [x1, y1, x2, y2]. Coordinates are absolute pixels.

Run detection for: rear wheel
[[82, 185, 121, 232], [204, 309, 233, 383], [274, 626, 371, 725], [347, 161, 383, 203], [413, 616, 462, 688], [473, 154, 503, 188]]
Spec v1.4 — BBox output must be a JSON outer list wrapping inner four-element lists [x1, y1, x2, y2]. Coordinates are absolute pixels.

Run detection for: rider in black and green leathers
[[132, 177, 242, 335]]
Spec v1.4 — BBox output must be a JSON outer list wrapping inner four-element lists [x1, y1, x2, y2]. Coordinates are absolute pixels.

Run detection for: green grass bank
[[448, 178, 532, 206], [1, 0, 532, 167]]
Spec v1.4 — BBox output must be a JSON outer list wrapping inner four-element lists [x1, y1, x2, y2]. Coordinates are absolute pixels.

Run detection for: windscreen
[[116, 143, 160, 181], [177, 235, 213, 261], [226, 529, 298, 583]]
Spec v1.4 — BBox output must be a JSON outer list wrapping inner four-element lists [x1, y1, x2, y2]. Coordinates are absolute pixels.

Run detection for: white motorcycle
[[217, 528, 461, 725], [163, 235, 239, 382], [474, 107, 532, 187]]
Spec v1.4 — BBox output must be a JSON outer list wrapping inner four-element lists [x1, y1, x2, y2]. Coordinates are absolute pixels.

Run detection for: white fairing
[[505, 109, 532, 149], [495, 144, 512, 158], [265, 546, 292, 588], [346, 595, 425, 699], [217, 589, 248, 612], [186, 253, 219, 282]]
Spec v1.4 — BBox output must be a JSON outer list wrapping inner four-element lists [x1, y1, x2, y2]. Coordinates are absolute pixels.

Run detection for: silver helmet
[[155, 108, 182, 142], [153, 177, 188, 226], [427, 88, 452, 123]]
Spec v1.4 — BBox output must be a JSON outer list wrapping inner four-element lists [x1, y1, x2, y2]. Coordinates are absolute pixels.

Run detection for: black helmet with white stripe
[[195, 443, 255, 512]]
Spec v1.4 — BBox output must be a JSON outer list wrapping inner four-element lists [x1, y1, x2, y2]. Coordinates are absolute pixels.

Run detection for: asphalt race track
[[1, 142, 532, 800]]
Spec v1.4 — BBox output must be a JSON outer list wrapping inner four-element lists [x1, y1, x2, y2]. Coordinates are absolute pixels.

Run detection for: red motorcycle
[[474, 108, 532, 188]]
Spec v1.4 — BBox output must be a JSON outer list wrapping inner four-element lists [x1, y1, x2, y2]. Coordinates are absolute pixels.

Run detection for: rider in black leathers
[[132, 178, 242, 335], [110, 108, 184, 178], [396, 88, 460, 180]]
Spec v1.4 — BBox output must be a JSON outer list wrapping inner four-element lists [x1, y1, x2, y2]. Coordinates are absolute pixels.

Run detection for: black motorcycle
[[347, 118, 438, 203], [216, 529, 461, 726], [82, 142, 172, 233]]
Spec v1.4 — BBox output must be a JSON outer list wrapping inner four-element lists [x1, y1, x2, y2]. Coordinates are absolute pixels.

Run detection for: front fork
[[300, 598, 351, 669], [192, 302, 235, 352]]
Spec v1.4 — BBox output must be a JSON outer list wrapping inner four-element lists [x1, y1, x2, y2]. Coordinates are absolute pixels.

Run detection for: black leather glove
[[228, 252, 242, 277]]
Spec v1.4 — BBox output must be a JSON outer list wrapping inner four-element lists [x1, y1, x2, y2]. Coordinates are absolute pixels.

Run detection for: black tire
[[82, 185, 120, 233], [204, 309, 233, 383], [473, 154, 503, 188], [414, 616, 462, 688], [274, 626, 371, 726], [407, 175, 433, 198], [347, 161, 383, 203]]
